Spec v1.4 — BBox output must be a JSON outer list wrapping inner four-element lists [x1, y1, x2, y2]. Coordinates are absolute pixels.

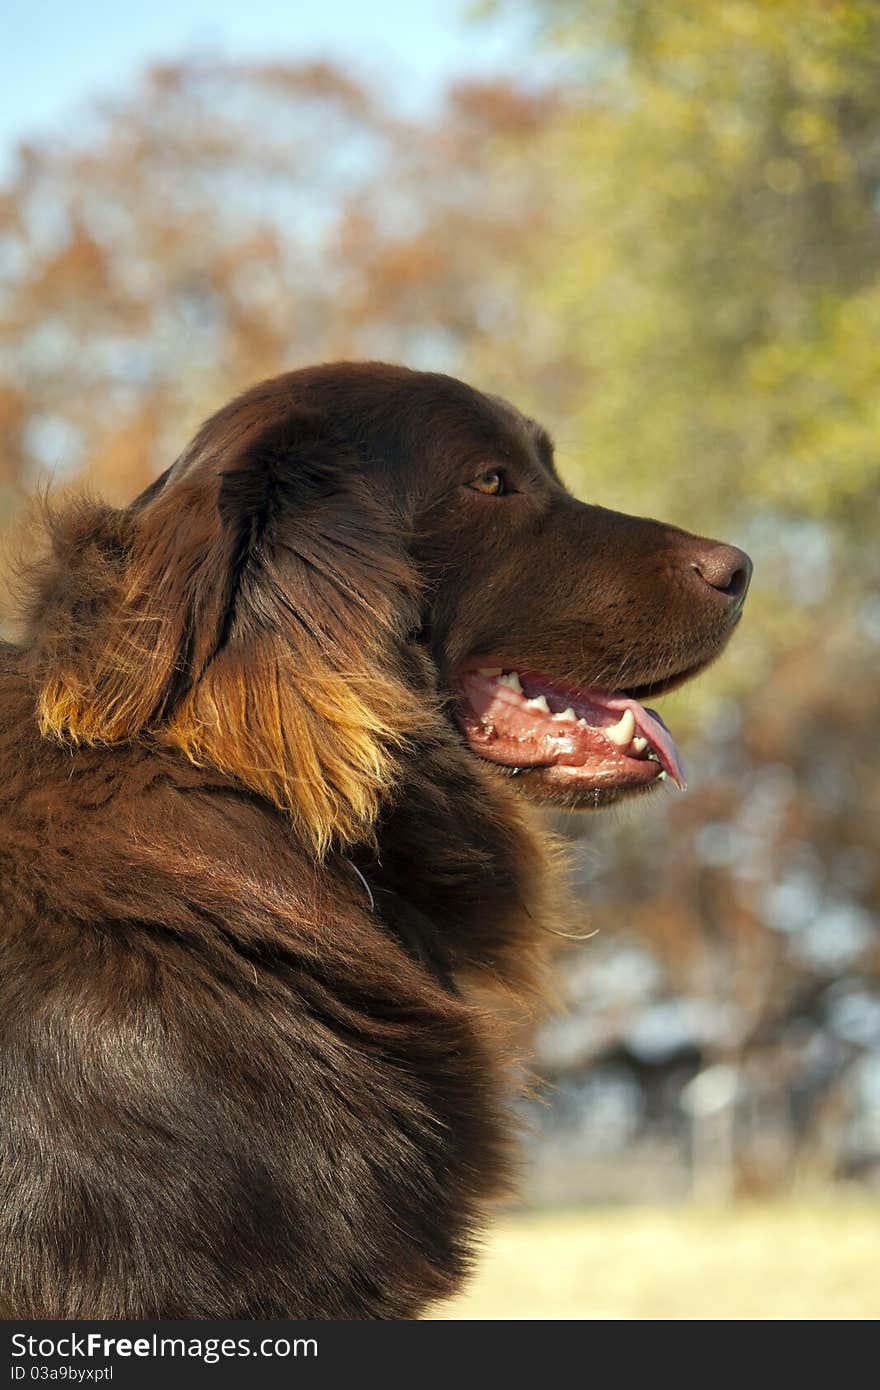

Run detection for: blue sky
[[3, 1, 538, 171]]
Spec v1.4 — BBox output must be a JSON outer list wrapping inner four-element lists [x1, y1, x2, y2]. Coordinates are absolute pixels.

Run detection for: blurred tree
[[470, 0, 880, 1193], [0, 59, 554, 535]]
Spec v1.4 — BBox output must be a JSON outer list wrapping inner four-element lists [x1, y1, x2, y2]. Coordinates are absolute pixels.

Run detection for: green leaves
[[482, 1, 880, 541]]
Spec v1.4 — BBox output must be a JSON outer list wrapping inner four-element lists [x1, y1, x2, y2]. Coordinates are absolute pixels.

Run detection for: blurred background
[[2, 0, 879, 1318]]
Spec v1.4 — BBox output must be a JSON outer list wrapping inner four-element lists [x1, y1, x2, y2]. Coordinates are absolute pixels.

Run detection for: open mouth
[[455, 666, 687, 797]]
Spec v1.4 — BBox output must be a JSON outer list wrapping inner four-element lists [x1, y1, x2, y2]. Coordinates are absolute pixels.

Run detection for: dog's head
[[27, 363, 750, 852]]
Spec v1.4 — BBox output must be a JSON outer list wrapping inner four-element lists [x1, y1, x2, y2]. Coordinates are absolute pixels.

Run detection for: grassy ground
[[433, 1202, 880, 1320]]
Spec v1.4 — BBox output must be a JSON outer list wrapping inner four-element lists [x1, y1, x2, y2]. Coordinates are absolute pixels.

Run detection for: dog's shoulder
[[0, 648, 297, 941]]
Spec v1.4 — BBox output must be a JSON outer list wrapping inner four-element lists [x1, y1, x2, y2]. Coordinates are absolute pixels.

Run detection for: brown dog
[[0, 363, 750, 1318]]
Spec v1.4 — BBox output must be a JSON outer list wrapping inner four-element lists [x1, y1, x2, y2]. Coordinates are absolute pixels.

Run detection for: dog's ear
[[27, 399, 423, 855]]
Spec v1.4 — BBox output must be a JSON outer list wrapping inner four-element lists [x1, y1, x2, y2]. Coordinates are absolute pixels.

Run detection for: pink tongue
[[600, 694, 687, 790]]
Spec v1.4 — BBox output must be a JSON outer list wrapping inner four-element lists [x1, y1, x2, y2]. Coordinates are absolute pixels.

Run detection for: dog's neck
[[349, 734, 561, 999]]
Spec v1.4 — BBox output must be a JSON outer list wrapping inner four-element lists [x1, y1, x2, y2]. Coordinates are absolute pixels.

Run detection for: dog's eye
[[469, 470, 506, 496]]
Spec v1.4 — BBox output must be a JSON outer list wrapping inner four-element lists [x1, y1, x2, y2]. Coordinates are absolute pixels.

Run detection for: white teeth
[[526, 695, 550, 713], [632, 736, 648, 754], [607, 708, 637, 747], [658, 770, 667, 781], [478, 667, 503, 677], [552, 706, 577, 723], [497, 672, 523, 693]]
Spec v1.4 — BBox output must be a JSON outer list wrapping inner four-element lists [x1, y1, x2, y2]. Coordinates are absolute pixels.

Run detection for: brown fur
[[0, 363, 749, 1317]]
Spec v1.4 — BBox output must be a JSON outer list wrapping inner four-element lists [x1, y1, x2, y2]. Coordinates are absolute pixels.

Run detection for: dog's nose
[[692, 543, 752, 607]]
